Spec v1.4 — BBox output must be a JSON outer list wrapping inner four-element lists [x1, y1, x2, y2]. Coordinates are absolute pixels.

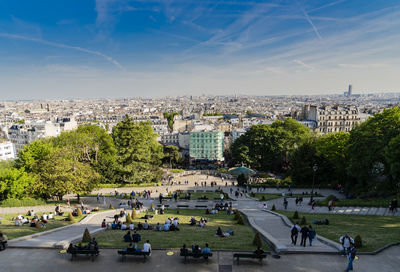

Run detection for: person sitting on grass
[[164, 222, 170, 231], [129, 223, 134, 230], [216, 227, 224, 237], [173, 218, 179, 228], [199, 218, 206, 228], [201, 243, 211, 254], [137, 222, 144, 230], [101, 219, 106, 228], [121, 223, 127, 230], [156, 223, 163, 231], [143, 220, 151, 230], [132, 231, 141, 243], [124, 231, 132, 242], [253, 246, 264, 255], [189, 217, 196, 226], [205, 209, 210, 214]]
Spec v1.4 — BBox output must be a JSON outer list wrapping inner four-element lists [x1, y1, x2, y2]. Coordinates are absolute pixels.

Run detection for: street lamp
[[310, 164, 318, 204]]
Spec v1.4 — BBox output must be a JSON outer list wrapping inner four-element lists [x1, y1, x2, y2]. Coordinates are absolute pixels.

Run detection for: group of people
[[290, 223, 316, 247], [189, 217, 208, 228], [123, 240, 152, 255], [340, 234, 357, 272], [216, 227, 234, 237], [180, 243, 211, 254], [67, 238, 99, 252], [11, 212, 55, 228]]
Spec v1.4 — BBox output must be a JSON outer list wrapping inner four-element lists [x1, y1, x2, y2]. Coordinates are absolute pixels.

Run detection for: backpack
[[291, 226, 298, 235]]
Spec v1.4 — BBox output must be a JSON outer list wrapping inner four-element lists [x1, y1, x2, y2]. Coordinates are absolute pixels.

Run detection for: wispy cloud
[[0, 32, 124, 69], [293, 59, 314, 70], [300, 6, 322, 40]]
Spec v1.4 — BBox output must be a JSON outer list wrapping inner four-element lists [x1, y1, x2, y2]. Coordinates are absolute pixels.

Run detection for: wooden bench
[[117, 250, 150, 262], [195, 205, 208, 208], [177, 205, 189, 208], [156, 204, 170, 208], [67, 249, 100, 261], [180, 252, 212, 263], [233, 253, 267, 264]]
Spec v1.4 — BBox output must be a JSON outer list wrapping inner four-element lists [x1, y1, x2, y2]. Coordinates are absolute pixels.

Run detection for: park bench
[[177, 205, 189, 208], [233, 253, 267, 264], [180, 251, 212, 263], [157, 204, 170, 208], [67, 249, 100, 261], [117, 250, 150, 262], [194, 205, 208, 208]]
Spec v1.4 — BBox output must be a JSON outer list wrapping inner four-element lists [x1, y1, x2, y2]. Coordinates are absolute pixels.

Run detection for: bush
[[253, 232, 263, 247], [109, 203, 114, 209], [293, 211, 299, 219], [125, 213, 133, 224], [67, 212, 74, 222], [271, 204, 276, 211], [82, 228, 91, 243], [131, 209, 137, 219], [354, 235, 362, 248], [326, 195, 339, 202], [0, 197, 46, 207], [77, 208, 83, 217], [300, 216, 307, 225], [250, 192, 255, 197], [237, 174, 248, 186], [237, 215, 245, 225], [234, 211, 240, 220]]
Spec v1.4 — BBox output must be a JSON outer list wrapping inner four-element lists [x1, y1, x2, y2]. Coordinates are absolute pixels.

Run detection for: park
[[1, 109, 400, 271]]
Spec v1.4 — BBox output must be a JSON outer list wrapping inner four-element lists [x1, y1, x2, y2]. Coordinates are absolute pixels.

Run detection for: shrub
[[77, 208, 83, 217], [271, 204, 276, 211], [109, 203, 114, 209], [131, 209, 137, 219], [293, 211, 299, 219], [82, 228, 91, 243], [354, 235, 362, 248], [234, 211, 240, 220], [253, 232, 263, 247], [250, 192, 255, 197], [237, 174, 248, 186], [0, 197, 47, 207], [125, 213, 133, 224], [300, 216, 307, 225], [67, 212, 74, 222], [237, 215, 245, 225], [326, 195, 339, 202]]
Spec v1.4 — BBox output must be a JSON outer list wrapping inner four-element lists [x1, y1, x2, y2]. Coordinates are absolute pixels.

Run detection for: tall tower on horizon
[[348, 84, 352, 97]]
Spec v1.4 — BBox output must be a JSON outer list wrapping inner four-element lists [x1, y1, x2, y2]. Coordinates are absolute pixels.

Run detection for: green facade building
[[189, 131, 224, 161]]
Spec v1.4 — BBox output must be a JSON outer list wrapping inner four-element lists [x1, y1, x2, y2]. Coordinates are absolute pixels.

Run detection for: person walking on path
[[290, 222, 300, 245], [300, 225, 310, 247], [283, 198, 288, 210], [308, 225, 316, 246], [97, 193, 100, 203], [340, 234, 354, 255], [346, 244, 357, 271]]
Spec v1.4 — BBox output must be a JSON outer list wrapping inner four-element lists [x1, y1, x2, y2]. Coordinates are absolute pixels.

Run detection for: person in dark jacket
[[123, 231, 132, 242], [132, 231, 141, 243], [300, 225, 309, 247]]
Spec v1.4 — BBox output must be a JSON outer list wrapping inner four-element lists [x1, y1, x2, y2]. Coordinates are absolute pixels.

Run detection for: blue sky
[[0, 0, 400, 99]]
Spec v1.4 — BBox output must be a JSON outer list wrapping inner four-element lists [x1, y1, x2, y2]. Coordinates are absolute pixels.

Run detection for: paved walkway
[[1, 247, 400, 272]]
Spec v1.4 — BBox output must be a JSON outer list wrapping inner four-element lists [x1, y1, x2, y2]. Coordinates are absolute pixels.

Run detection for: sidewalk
[[8, 209, 117, 249]]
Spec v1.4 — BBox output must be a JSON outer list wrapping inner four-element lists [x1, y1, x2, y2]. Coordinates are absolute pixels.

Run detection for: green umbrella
[[228, 166, 256, 176]]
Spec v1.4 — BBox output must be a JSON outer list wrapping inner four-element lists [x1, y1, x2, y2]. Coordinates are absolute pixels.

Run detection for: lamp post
[[310, 164, 318, 204]]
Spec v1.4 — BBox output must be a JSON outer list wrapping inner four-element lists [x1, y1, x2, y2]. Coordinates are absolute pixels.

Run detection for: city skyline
[[1, 0, 400, 99]]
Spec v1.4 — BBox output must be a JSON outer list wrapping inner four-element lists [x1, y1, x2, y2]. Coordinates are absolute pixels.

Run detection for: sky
[[0, 0, 400, 99]]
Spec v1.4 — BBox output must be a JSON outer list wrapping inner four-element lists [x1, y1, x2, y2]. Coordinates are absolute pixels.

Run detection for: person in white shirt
[[48, 213, 54, 220], [121, 224, 127, 230], [340, 234, 354, 254], [165, 218, 171, 225], [173, 218, 179, 227], [142, 240, 151, 255], [129, 223, 134, 230]]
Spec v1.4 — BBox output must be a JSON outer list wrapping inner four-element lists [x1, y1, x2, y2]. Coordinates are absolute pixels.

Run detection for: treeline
[[0, 115, 165, 201], [231, 108, 400, 197]]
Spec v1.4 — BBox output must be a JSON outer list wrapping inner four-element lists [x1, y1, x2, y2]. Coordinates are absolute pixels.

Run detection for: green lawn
[[94, 209, 264, 250], [179, 192, 229, 200], [252, 193, 322, 201], [317, 197, 397, 207], [275, 210, 400, 252], [0, 213, 85, 240]]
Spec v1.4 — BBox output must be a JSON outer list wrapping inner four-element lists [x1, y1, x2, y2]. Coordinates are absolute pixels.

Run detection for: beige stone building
[[299, 105, 361, 134]]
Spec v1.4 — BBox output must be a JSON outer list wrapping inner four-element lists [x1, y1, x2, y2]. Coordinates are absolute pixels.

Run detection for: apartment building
[[0, 141, 16, 160], [189, 130, 224, 161]]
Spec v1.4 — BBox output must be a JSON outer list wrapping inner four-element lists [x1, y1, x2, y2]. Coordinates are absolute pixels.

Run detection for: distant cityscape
[[1, 89, 399, 162]]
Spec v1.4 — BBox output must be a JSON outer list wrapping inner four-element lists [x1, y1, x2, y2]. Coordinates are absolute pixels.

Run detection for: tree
[[163, 112, 179, 132], [0, 166, 36, 200], [16, 140, 55, 172], [288, 139, 318, 186], [33, 148, 100, 200], [385, 135, 400, 191], [237, 173, 248, 186], [112, 116, 164, 183], [348, 107, 400, 195], [163, 145, 181, 168]]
